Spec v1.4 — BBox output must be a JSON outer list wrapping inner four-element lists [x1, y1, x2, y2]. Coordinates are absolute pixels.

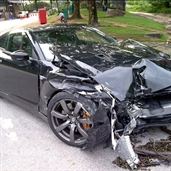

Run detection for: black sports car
[[0, 24, 171, 169]]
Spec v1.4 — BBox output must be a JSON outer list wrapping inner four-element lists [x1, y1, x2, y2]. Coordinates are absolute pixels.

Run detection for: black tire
[[47, 91, 97, 148]]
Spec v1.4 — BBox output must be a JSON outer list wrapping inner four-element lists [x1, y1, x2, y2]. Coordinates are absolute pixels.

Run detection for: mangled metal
[[30, 25, 171, 169], [50, 41, 171, 169], [116, 136, 140, 169]]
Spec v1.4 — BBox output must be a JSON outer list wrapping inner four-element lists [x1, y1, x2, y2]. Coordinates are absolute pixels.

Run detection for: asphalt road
[[0, 17, 171, 171], [0, 16, 38, 35], [1, 98, 171, 171], [0, 98, 120, 171]]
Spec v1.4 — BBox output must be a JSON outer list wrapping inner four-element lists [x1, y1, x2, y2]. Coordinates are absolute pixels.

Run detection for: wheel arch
[[39, 79, 99, 116], [47, 90, 111, 149], [40, 80, 111, 149]]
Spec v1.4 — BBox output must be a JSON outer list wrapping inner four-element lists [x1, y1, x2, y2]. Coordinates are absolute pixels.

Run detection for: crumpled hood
[[56, 40, 171, 72], [94, 59, 171, 101], [53, 40, 171, 101]]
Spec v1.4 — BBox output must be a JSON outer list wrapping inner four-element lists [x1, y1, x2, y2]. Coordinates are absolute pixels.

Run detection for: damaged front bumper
[[83, 85, 140, 169], [115, 135, 140, 169], [107, 87, 140, 170]]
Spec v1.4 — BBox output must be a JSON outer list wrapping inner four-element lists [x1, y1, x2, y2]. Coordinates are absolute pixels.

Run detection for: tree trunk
[[50, 0, 52, 9], [115, 0, 126, 11], [88, 0, 99, 26], [165, 1, 170, 8], [55, 0, 60, 13], [100, 0, 103, 6], [70, 0, 82, 19], [104, 0, 108, 5], [34, 0, 38, 11], [5, 0, 8, 11]]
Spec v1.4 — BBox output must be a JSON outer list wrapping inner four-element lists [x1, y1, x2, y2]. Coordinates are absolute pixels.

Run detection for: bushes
[[126, 1, 171, 13], [23, 2, 51, 12], [48, 8, 58, 16], [80, 2, 87, 9], [126, 3, 152, 12], [149, 7, 171, 13]]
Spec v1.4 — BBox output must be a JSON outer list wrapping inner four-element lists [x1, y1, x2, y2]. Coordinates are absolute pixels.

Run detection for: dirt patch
[[21, 20, 40, 28], [130, 12, 171, 25], [143, 42, 171, 55], [21, 15, 61, 28], [113, 135, 171, 170], [21, 15, 80, 28]]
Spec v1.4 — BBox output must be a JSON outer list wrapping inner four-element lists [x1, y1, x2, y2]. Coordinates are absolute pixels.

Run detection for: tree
[[2, 0, 8, 11], [27, 0, 42, 11], [71, 0, 82, 19], [50, 0, 52, 9], [69, 0, 99, 24], [110, 0, 126, 11], [55, 0, 60, 12], [34, 0, 38, 11], [88, 0, 99, 26], [148, 0, 171, 8]]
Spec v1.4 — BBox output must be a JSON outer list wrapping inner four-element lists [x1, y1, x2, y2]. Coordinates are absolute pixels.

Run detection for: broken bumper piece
[[115, 135, 140, 170]]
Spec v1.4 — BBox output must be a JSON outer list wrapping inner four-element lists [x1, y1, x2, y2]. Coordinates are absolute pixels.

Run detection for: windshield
[[33, 26, 117, 60]]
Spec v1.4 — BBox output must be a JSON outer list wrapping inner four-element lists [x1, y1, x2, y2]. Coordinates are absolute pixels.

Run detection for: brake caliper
[[82, 111, 91, 129]]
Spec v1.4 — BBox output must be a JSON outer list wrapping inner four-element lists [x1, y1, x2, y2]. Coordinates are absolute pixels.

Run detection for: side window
[[7, 33, 33, 57], [21, 35, 32, 57], [7, 33, 23, 52], [0, 33, 8, 49]]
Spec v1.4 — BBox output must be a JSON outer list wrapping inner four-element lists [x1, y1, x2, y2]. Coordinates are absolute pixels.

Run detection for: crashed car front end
[[52, 57, 171, 169], [91, 58, 171, 169], [44, 55, 171, 169], [77, 82, 141, 169], [35, 25, 171, 169]]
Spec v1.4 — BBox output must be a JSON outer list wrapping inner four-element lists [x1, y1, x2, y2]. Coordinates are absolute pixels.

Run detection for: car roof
[[0, 24, 91, 37], [26, 23, 90, 33]]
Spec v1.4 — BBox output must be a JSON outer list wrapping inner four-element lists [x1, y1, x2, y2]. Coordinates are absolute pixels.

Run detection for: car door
[[0, 32, 9, 92], [0, 31, 40, 111]]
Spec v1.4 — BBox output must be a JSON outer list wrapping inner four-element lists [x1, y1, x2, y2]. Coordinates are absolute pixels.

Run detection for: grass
[[70, 9, 167, 42], [102, 13, 164, 30]]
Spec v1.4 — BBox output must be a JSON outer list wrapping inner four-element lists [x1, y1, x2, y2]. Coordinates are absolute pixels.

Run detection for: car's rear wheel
[[47, 92, 96, 147]]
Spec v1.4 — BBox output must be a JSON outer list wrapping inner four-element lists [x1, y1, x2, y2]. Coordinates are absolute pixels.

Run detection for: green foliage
[[127, 0, 145, 6], [109, 4, 117, 9], [80, 2, 87, 9], [158, 7, 171, 13], [23, 1, 51, 12], [126, 0, 135, 6], [126, 0, 171, 13], [149, 0, 171, 8], [126, 1, 152, 12], [48, 8, 58, 16]]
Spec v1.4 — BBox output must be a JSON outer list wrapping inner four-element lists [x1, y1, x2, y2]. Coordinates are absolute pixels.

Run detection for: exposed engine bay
[[53, 48, 171, 169], [99, 62, 171, 169], [112, 91, 171, 169]]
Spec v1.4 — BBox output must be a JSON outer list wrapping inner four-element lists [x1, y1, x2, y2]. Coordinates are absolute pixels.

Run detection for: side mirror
[[113, 36, 118, 42], [11, 50, 29, 61]]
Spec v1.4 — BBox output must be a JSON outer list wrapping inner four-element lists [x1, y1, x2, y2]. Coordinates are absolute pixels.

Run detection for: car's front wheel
[[47, 92, 96, 148]]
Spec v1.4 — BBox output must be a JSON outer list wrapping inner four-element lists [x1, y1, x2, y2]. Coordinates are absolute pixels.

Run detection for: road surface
[[0, 15, 38, 34], [1, 98, 171, 171]]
